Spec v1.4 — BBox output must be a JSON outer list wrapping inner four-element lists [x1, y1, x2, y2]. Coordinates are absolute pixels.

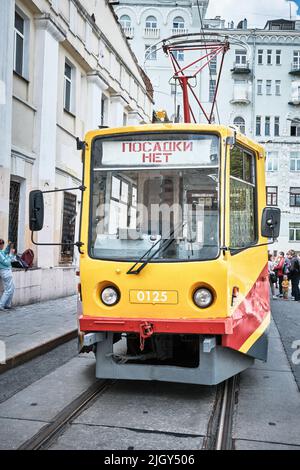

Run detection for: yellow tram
[[70, 123, 279, 385]]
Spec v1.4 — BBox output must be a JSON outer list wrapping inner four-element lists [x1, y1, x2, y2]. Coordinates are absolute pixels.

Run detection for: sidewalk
[[0, 295, 77, 373]]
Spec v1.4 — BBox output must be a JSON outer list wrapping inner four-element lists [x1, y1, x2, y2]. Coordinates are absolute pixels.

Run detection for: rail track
[[18, 374, 238, 450], [18, 379, 114, 450]]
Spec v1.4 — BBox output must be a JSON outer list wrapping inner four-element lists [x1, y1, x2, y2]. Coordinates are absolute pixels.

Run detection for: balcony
[[171, 28, 189, 36], [143, 28, 160, 39], [230, 85, 251, 104], [122, 26, 134, 39], [289, 95, 300, 105], [290, 62, 300, 75], [231, 62, 251, 74]]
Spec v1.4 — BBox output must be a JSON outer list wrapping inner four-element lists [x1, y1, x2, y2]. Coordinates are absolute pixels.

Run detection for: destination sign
[[100, 137, 218, 167]]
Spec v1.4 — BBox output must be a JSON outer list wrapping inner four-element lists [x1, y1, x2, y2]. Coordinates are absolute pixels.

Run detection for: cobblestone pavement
[[271, 298, 300, 391], [0, 295, 77, 364]]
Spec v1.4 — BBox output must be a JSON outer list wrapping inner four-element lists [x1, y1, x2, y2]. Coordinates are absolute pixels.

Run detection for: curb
[[0, 329, 78, 375]]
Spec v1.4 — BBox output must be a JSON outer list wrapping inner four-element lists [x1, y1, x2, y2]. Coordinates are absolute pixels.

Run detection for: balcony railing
[[290, 62, 300, 74], [231, 61, 251, 74], [143, 28, 160, 39], [171, 28, 189, 35], [230, 86, 250, 104], [122, 26, 134, 38]]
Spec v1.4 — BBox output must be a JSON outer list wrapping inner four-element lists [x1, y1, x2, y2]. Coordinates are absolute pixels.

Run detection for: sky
[[206, 0, 300, 28]]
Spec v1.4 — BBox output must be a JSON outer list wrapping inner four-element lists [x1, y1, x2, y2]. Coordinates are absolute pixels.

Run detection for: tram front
[[78, 124, 265, 385]]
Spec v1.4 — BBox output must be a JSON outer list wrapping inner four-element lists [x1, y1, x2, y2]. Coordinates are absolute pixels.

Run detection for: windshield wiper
[[126, 222, 184, 275]]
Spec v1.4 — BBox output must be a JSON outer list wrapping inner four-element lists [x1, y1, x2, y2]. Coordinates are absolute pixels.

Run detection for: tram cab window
[[89, 133, 220, 262], [230, 145, 256, 250]]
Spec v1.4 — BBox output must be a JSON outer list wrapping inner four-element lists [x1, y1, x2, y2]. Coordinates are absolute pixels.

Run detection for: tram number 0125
[[129, 290, 178, 304]]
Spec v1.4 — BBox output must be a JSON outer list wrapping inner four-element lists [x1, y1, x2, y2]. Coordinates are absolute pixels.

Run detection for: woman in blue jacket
[[0, 239, 16, 311]]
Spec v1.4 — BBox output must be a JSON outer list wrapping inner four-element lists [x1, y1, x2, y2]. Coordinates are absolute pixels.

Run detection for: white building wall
[[0, 0, 153, 306], [115, 0, 210, 119]]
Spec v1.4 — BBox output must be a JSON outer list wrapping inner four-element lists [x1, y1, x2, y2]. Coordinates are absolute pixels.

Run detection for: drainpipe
[[250, 29, 256, 139]]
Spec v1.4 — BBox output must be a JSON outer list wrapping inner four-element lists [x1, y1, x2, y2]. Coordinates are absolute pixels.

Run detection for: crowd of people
[[268, 250, 300, 302]]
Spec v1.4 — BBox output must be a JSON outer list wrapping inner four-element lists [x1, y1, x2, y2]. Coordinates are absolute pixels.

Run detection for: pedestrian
[[274, 251, 285, 297], [287, 250, 300, 302], [268, 253, 277, 300], [282, 275, 289, 300], [0, 239, 16, 311]]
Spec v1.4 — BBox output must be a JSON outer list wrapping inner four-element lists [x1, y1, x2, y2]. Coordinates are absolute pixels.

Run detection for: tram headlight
[[193, 288, 213, 309], [101, 286, 120, 306]]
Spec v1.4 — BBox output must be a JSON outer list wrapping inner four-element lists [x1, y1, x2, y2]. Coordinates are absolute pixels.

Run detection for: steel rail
[[215, 375, 238, 450], [18, 379, 113, 450]]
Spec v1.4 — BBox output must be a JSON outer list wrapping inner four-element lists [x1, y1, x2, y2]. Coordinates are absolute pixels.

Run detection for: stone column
[[127, 110, 143, 126], [109, 94, 128, 127], [0, 0, 14, 240], [86, 73, 108, 131], [33, 15, 65, 268]]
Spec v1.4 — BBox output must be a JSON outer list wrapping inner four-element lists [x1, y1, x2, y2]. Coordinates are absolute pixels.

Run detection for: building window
[[290, 187, 300, 207], [145, 15, 157, 29], [289, 222, 300, 242], [61, 192, 77, 262], [64, 61, 75, 113], [276, 50, 281, 65], [209, 79, 216, 102], [230, 146, 256, 248], [9, 181, 20, 252], [274, 116, 280, 136], [233, 116, 245, 134], [210, 56, 217, 75], [266, 80, 272, 95], [145, 44, 157, 61], [266, 151, 278, 171], [290, 151, 300, 171], [170, 83, 182, 95], [257, 79, 263, 95], [267, 49, 272, 65], [266, 186, 278, 206], [258, 49, 263, 65], [173, 16, 184, 29], [100, 95, 108, 127], [293, 51, 300, 69], [173, 49, 184, 62], [14, 11, 27, 77], [291, 120, 300, 137], [119, 15, 131, 29], [235, 50, 247, 65], [265, 116, 271, 136], [275, 80, 281, 96], [256, 116, 261, 136]]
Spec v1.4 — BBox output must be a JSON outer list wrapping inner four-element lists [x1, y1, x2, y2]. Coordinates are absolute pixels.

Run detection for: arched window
[[120, 15, 131, 29], [234, 116, 246, 134], [173, 16, 185, 29], [145, 15, 157, 29]]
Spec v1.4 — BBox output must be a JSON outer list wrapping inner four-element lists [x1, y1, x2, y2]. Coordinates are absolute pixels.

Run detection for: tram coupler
[[139, 322, 154, 351]]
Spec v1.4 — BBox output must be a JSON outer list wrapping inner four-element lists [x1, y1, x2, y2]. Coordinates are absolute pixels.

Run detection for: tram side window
[[230, 146, 256, 249]]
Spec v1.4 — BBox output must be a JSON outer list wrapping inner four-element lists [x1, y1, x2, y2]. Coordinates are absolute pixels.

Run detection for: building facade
[[0, 0, 153, 305], [114, 0, 214, 120], [114, 1, 300, 253]]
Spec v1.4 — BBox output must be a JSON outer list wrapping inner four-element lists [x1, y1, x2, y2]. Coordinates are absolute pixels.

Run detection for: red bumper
[[79, 316, 233, 335]]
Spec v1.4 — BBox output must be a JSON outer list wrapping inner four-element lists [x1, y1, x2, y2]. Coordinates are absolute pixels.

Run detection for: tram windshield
[[89, 133, 220, 261]]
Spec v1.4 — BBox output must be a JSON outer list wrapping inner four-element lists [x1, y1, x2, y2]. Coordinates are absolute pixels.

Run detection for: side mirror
[[29, 190, 44, 231], [261, 207, 281, 239]]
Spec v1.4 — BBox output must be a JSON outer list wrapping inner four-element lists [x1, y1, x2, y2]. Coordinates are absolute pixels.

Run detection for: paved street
[[271, 299, 300, 391], [0, 295, 77, 371]]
